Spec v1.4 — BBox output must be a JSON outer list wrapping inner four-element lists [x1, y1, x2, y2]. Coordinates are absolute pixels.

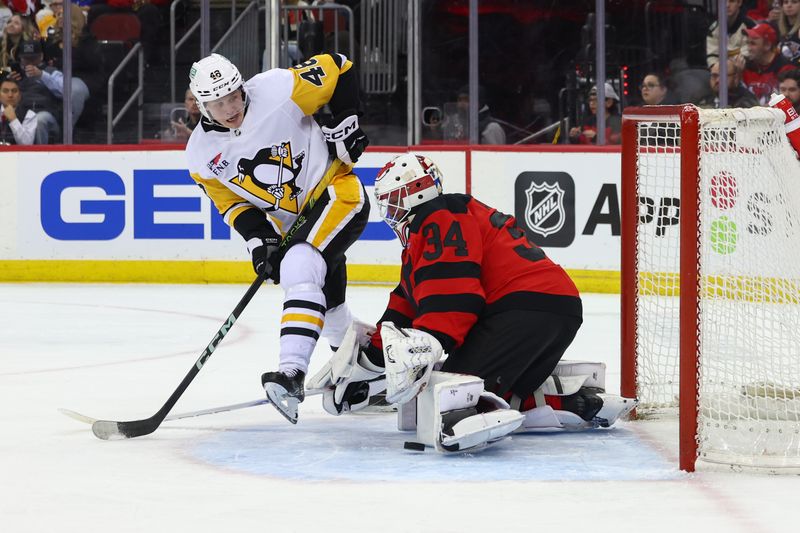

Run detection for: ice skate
[[262, 369, 305, 424], [552, 386, 637, 429]]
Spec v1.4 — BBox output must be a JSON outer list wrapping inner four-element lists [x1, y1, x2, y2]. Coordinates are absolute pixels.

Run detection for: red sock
[[504, 392, 563, 411]]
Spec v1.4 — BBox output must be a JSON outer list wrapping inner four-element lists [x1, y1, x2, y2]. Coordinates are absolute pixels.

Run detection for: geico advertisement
[[471, 151, 622, 271], [10, 150, 466, 263]]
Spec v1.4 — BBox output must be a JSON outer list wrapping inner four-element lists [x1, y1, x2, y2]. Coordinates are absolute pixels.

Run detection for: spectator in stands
[[12, 39, 89, 142], [160, 88, 200, 142], [639, 72, 677, 105], [742, 22, 795, 103], [707, 0, 756, 67], [778, 68, 800, 112], [0, 75, 37, 144], [43, 5, 100, 114], [87, 0, 168, 66], [777, 0, 800, 64], [455, 85, 506, 144], [0, 14, 38, 74], [0, 3, 12, 38], [698, 57, 760, 108], [569, 82, 621, 145], [4, 0, 41, 16], [746, 0, 782, 22]]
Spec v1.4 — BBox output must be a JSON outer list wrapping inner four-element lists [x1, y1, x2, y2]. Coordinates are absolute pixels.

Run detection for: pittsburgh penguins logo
[[230, 142, 305, 213]]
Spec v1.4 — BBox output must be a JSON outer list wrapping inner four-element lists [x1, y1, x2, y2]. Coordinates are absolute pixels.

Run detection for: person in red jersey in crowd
[[741, 22, 795, 103]]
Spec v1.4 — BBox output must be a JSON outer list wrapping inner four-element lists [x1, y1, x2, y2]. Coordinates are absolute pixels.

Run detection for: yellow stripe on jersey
[[289, 54, 353, 116], [190, 171, 256, 227], [281, 313, 325, 328], [309, 173, 363, 251]]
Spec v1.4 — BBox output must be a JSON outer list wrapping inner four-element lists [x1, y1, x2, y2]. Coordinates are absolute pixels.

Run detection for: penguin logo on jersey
[[230, 141, 305, 213], [524, 181, 565, 238]]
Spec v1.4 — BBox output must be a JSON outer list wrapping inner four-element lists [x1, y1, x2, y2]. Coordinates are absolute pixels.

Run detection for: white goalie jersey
[[185, 54, 352, 235]]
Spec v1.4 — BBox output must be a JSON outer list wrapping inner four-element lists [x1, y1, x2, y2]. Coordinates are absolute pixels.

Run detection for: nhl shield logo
[[524, 181, 565, 237]]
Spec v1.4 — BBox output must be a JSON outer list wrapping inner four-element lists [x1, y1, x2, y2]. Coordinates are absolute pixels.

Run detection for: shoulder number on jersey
[[291, 58, 327, 87], [489, 211, 546, 262], [422, 221, 468, 260]]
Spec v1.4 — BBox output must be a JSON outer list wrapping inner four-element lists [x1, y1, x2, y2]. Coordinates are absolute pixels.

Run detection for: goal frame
[[620, 105, 700, 472]]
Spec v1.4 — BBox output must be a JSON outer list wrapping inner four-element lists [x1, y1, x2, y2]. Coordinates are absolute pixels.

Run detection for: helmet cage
[[374, 154, 444, 247], [376, 174, 438, 229]]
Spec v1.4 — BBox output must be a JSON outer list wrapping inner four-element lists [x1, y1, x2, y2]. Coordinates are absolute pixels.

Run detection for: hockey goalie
[[309, 153, 636, 452]]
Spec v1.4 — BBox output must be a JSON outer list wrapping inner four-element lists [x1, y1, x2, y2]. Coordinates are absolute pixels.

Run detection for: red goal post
[[620, 104, 800, 473]]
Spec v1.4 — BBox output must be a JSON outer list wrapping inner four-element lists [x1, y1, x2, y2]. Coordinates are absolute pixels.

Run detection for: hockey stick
[[90, 274, 266, 440], [86, 162, 346, 440], [60, 388, 332, 426]]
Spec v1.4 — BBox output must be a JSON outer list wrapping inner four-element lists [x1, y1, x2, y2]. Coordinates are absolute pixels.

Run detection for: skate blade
[[264, 384, 300, 425]]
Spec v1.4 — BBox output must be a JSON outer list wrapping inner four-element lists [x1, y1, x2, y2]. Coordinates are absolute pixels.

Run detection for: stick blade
[[92, 419, 157, 440], [58, 408, 97, 425]]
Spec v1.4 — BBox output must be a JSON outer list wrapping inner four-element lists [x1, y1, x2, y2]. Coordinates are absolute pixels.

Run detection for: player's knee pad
[[410, 371, 523, 453], [279, 243, 327, 290]]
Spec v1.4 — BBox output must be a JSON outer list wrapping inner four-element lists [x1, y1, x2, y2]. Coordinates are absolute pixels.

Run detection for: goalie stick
[[84, 163, 344, 441]]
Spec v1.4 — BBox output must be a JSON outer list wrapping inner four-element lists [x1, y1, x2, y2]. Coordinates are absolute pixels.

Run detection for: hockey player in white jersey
[[185, 52, 370, 424]]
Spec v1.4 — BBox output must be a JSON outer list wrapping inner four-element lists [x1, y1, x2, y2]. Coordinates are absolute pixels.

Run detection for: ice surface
[[1, 284, 798, 533]]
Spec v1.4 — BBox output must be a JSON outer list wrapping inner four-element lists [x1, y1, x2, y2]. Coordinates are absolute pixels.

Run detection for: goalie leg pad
[[553, 360, 606, 389], [416, 371, 523, 453], [307, 320, 382, 415]]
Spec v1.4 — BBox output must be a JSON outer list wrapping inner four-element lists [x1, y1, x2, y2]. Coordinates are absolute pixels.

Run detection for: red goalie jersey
[[371, 193, 581, 354]]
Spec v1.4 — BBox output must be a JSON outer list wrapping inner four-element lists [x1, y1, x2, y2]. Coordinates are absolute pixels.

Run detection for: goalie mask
[[374, 153, 444, 246], [189, 53, 247, 124]]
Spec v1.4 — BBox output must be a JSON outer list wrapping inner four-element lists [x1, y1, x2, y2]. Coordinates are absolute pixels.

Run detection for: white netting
[[633, 107, 800, 471]]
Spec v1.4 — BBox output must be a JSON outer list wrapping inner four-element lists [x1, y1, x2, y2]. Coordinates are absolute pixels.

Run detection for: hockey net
[[621, 105, 800, 473]]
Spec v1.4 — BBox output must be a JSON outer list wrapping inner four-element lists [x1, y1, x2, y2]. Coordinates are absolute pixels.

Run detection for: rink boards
[[0, 145, 621, 292]]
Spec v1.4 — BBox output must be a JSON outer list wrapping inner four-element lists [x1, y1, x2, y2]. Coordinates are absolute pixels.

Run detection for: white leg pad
[[553, 360, 606, 389], [516, 406, 594, 432], [538, 374, 590, 397], [416, 371, 523, 453]]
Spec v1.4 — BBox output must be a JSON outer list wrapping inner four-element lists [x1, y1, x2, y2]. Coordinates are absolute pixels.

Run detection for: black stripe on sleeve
[[328, 52, 347, 69], [327, 62, 361, 118], [280, 327, 321, 340], [417, 293, 485, 316], [283, 300, 327, 314], [379, 309, 413, 329], [413, 261, 480, 286]]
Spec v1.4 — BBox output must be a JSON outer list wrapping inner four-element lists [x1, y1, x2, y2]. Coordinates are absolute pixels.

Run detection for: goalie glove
[[246, 236, 281, 282], [381, 322, 442, 405], [320, 111, 369, 166]]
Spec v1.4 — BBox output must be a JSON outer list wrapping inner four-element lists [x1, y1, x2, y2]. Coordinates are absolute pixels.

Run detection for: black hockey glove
[[246, 236, 281, 282], [321, 111, 369, 166]]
